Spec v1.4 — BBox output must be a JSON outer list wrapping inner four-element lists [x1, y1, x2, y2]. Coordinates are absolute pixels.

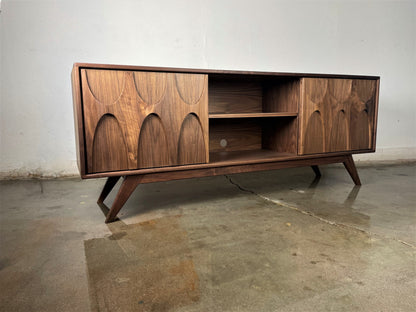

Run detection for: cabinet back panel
[[263, 79, 299, 113], [209, 119, 261, 152], [209, 80, 263, 113]]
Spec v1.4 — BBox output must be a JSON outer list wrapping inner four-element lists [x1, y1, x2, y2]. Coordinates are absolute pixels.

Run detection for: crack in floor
[[224, 175, 416, 249]]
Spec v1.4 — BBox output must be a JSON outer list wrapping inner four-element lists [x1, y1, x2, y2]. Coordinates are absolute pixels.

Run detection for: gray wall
[[1, 0, 415, 177]]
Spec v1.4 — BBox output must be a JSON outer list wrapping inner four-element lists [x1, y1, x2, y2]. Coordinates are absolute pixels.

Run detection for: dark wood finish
[[263, 117, 298, 154], [71, 63, 379, 222], [209, 119, 261, 152], [343, 155, 361, 185], [98, 154, 351, 188], [209, 80, 262, 114], [137, 114, 171, 168], [372, 79, 380, 151], [92, 115, 129, 172], [71, 67, 86, 176], [178, 113, 206, 165], [210, 117, 298, 155], [140, 154, 349, 183], [299, 78, 377, 155], [209, 150, 295, 164], [97, 176, 120, 203], [79, 69, 209, 173], [209, 112, 297, 118], [74, 63, 379, 80], [102, 154, 352, 222], [311, 165, 321, 177], [82, 150, 373, 179], [263, 79, 299, 113], [105, 175, 144, 223]]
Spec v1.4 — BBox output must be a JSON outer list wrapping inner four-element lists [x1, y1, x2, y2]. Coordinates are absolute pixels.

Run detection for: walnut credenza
[[71, 63, 379, 223]]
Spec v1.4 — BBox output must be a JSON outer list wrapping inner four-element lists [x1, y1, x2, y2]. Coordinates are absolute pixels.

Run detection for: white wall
[[1, 0, 415, 177]]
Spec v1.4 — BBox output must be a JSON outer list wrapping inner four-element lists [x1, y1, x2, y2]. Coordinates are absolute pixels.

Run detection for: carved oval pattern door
[[81, 69, 209, 173]]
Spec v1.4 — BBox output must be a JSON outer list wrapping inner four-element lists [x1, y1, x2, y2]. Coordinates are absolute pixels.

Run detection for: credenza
[[71, 63, 379, 223]]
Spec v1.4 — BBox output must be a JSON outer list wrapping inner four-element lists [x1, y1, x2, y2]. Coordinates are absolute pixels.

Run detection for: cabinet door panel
[[81, 69, 208, 173], [299, 78, 377, 155]]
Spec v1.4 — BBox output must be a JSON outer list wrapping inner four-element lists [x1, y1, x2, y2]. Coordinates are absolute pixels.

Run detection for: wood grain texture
[[209, 150, 295, 164], [102, 153, 353, 221], [80, 69, 209, 173], [209, 119, 261, 152], [74, 63, 380, 80], [83, 149, 373, 180], [209, 80, 262, 113], [263, 79, 299, 113], [72, 63, 379, 183], [133, 72, 167, 105], [97, 176, 120, 203], [329, 110, 348, 151], [136, 154, 349, 184], [303, 111, 324, 154], [299, 78, 378, 155], [137, 114, 170, 168], [262, 117, 298, 154], [71, 65, 86, 176], [209, 112, 297, 118], [105, 175, 144, 223], [178, 114, 206, 165], [175, 73, 206, 105], [71, 64, 380, 222], [371, 79, 380, 152], [91, 114, 129, 172], [124, 154, 350, 186], [343, 154, 361, 185]]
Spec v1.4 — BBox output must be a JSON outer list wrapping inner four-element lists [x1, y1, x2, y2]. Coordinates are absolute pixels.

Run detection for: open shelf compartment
[[208, 117, 298, 164], [207, 74, 299, 164], [208, 74, 299, 115]]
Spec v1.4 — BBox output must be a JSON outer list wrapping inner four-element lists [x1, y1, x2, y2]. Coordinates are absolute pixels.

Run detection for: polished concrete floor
[[0, 162, 415, 311]]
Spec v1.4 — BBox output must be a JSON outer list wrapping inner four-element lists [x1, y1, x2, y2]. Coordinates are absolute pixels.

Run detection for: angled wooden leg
[[343, 155, 361, 186], [97, 176, 120, 204], [311, 165, 321, 177], [105, 175, 144, 223]]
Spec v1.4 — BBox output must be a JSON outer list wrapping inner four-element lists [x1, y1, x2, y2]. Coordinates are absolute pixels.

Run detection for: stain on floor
[[84, 216, 200, 312]]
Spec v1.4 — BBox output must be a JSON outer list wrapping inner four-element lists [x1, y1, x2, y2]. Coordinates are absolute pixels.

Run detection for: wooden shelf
[[209, 112, 298, 119], [209, 149, 296, 165]]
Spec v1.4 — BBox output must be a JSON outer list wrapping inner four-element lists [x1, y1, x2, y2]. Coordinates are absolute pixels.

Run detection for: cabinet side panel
[[371, 79, 380, 151], [349, 79, 377, 151], [71, 66, 86, 176], [263, 118, 298, 154], [263, 79, 299, 113]]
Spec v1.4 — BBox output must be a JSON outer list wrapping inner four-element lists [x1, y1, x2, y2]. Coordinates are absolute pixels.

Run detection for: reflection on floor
[[1, 162, 415, 311]]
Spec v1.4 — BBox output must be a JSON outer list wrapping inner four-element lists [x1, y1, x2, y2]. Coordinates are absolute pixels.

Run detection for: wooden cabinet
[[299, 78, 378, 155], [72, 63, 379, 223]]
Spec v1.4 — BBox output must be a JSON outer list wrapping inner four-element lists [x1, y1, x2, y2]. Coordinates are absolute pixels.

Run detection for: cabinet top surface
[[73, 63, 380, 80]]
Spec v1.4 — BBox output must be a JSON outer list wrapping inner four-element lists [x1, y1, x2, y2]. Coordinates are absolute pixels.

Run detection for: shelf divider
[[209, 112, 298, 119]]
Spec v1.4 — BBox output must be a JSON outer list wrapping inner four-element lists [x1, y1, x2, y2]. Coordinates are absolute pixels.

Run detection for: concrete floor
[[0, 162, 415, 311]]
